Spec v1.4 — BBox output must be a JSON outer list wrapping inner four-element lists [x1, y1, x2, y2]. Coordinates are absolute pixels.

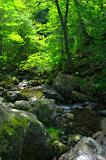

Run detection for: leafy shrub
[[20, 52, 60, 75]]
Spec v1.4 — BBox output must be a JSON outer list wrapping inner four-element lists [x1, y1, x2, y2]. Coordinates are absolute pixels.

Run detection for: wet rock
[[0, 101, 6, 108], [18, 80, 29, 89], [6, 102, 15, 108], [98, 110, 106, 117], [55, 112, 74, 132], [30, 98, 56, 126], [102, 118, 106, 136], [44, 87, 64, 102], [82, 101, 90, 106], [0, 92, 3, 97], [53, 141, 68, 157], [53, 73, 80, 100], [71, 90, 90, 102], [0, 87, 4, 91], [84, 102, 98, 110], [0, 97, 4, 103], [93, 118, 106, 158], [14, 100, 31, 111], [0, 76, 19, 88], [0, 106, 53, 160], [30, 97, 37, 105], [52, 157, 57, 160], [68, 134, 82, 147], [4, 90, 27, 102], [28, 79, 44, 86], [59, 137, 105, 160], [65, 113, 74, 120]]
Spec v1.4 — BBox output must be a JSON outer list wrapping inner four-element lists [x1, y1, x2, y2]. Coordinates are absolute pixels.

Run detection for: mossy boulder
[[68, 134, 82, 147], [14, 100, 31, 111], [30, 98, 55, 126], [0, 106, 53, 160], [53, 141, 68, 157], [53, 73, 81, 100], [0, 76, 19, 88], [4, 91, 27, 102]]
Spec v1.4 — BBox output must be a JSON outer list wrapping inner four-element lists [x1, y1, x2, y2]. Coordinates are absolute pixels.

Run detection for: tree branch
[[54, 0, 64, 26], [64, 0, 69, 24]]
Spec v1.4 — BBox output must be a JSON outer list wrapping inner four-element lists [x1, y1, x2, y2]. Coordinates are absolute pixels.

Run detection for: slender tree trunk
[[54, 0, 72, 72]]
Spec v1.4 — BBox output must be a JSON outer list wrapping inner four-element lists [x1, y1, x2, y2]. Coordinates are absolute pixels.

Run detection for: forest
[[0, 0, 106, 160]]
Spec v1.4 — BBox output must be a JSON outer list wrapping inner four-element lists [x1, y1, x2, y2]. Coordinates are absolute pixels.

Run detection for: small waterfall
[[55, 103, 82, 113]]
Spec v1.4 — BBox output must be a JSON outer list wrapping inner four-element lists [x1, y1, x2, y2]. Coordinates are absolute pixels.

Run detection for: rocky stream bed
[[0, 73, 106, 160]]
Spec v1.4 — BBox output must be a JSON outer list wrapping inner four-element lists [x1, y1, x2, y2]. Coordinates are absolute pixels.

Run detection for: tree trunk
[[54, 0, 72, 72]]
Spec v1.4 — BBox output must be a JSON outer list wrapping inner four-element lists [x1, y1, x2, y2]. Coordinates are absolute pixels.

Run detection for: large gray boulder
[[0, 106, 53, 160], [53, 73, 81, 100], [14, 100, 32, 111], [59, 137, 105, 160], [43, 87, 64, 102], [92, 118, 106, 158], [30, 98, 56, 126]]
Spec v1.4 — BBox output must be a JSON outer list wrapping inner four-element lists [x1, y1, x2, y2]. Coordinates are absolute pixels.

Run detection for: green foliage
[[20, 52, 61, 74], [8, 32, 24, 43], [47, 127, 62, 142], [0, 0, 106, 93], [0, 0, 37, 65], [93, 68, 106, 92]]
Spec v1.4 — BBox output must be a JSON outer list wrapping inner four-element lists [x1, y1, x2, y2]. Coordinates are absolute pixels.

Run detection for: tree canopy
[[0, 0, 106, 76]]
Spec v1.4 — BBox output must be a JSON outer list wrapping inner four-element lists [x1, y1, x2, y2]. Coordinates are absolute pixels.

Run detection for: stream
[[0, 78, 106, 160]]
